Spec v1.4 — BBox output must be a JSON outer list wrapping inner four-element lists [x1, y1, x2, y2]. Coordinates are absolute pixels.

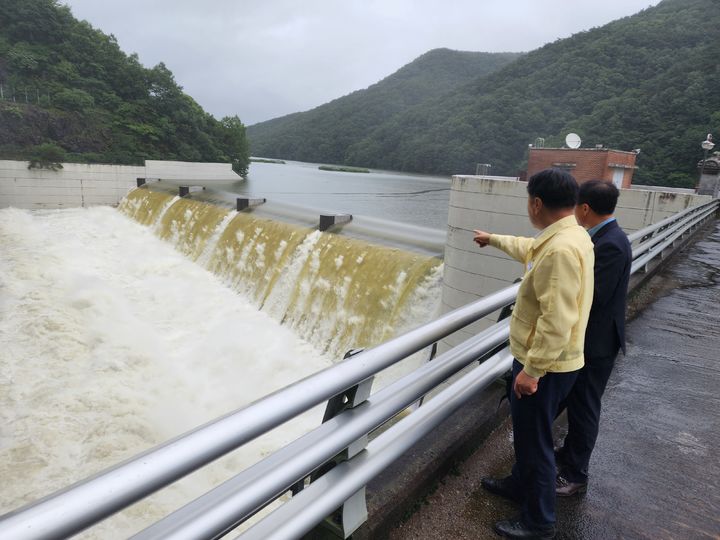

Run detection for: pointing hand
[[473, 230, 491, 247]]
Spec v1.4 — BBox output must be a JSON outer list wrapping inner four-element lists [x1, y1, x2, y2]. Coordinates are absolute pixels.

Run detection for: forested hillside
[[247, 49, 522, 166], [249, 0, 720, 187], [0, 0, 249, 175]]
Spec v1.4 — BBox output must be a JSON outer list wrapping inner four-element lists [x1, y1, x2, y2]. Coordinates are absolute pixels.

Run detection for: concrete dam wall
[[0, 159, 240, 210]]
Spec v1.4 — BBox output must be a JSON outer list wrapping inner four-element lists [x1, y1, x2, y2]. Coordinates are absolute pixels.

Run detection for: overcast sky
[[62, 0, 659, 126]]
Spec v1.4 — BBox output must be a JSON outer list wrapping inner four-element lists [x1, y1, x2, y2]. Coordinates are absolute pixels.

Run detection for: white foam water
[[0, 206, 333, 538]]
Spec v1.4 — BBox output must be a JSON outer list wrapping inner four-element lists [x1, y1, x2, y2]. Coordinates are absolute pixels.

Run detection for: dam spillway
[[0, 193, 443, 537], [119, 188, 443, 356]]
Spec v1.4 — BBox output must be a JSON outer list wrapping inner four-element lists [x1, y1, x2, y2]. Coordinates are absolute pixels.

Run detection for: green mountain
[[0, 0, 249, 175], [249, 0, 720, 187], [247, 48, 523, 166]]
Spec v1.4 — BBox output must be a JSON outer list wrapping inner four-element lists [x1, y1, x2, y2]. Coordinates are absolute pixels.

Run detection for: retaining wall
[[0, 160, 239, 210]]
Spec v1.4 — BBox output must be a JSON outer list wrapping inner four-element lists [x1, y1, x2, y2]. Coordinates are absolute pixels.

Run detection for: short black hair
[[526, 168, 578, 210], [578, 180, 619, 215]]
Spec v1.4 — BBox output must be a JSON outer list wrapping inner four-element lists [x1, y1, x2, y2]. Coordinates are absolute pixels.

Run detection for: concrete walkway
[[389, 220, 720, 540]]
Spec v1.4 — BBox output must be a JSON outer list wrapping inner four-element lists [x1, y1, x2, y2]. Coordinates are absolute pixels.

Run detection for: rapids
[[0, 197, 443, 537]]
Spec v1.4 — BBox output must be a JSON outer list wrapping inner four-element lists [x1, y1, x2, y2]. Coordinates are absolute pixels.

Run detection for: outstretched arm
[[474, 229, 534, 263]]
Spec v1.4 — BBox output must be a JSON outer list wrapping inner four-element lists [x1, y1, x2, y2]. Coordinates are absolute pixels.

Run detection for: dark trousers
[[510, 360, 578, 528], [557, 354, 617, 484]]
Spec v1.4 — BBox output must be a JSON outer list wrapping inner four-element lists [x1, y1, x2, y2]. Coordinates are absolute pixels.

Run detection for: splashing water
[[0, 206, 333, 537], [0, 191, 443, 537], [119, 188, 444, 357]]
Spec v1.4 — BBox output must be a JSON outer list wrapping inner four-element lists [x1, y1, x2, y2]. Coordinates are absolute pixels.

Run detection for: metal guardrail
[[627, 201, 718, 275], [627, 199, 719, 244], [0, 286, 519, 540], [239, 349, 516, 540], [0, 199, 717, 540]]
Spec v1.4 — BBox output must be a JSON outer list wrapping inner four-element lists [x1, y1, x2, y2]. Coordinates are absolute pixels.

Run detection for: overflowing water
[[0, 191, 443, 537], [120, 188, 443, 357]]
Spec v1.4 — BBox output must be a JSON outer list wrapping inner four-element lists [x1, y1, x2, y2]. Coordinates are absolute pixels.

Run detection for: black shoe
[[555, 474, 587, 497], [493, 517, 556, 539], [481, 476, 524, 503]]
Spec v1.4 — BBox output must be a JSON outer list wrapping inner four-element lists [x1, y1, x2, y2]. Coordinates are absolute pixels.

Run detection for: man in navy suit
[[555, 180, 632, 496]]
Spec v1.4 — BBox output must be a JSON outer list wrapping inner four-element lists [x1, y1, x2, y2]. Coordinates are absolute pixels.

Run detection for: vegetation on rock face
[[249, 157, 286, 164], [248, 0, 720, 188], [27, 142, 65, 170], [0, 0, 250, 176]]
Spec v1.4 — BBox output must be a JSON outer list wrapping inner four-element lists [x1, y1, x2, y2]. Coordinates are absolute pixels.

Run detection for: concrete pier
[[440, 175, 712, 350], [389, 219, 720, 539]]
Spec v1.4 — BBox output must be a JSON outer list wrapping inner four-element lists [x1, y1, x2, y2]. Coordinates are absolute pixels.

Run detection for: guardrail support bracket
[[303, 348, 372, 539]]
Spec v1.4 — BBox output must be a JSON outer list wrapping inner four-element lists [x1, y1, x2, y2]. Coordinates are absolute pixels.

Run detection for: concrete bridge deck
[[388, 220, 720, 540]]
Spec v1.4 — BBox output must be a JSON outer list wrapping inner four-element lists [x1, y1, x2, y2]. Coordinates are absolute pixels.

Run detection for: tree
[[220, 116, 250, 177], [0, 0, 251, 169], [54, 88, 94, 111], [246, 0, 720, 186]]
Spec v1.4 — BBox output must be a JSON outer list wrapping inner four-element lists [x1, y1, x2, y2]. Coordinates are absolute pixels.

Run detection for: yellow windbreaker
[[489, 215, 594, 378]]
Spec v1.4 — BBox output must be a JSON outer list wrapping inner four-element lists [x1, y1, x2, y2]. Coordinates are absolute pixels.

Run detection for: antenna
[[565, 133, 582, 149]]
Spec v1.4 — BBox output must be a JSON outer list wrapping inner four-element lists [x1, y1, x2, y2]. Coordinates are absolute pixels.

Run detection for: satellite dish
[[565, 133, 582, 149]]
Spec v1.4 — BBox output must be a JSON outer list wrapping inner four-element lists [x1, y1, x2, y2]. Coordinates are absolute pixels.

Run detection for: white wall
[[697, 170, 719, 197], [0, 160, 144, 210], [0, 160, 240, 209], [441, 175, 713, 349]]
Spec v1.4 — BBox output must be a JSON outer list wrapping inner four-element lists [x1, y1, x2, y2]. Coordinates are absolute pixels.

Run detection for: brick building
[[527, 147, 638, 188]]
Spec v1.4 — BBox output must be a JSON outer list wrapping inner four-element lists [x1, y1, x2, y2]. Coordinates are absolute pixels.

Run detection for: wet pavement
[[388, 220, 720, 540]]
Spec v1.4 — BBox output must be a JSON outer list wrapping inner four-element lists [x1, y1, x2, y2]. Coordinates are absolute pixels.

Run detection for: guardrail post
[[302, 348, 372, 539]]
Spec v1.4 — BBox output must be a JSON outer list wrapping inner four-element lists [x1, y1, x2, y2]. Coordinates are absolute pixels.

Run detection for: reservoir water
[[0, 163, 447, 537], [212, 159, 451, 230]]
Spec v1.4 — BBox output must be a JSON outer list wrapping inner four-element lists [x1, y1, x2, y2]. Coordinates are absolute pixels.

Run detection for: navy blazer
[[584, 220, 632, 359]]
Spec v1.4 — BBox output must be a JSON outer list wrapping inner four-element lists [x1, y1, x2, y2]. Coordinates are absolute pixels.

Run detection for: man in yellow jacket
[[473, 168, 594, 539]]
